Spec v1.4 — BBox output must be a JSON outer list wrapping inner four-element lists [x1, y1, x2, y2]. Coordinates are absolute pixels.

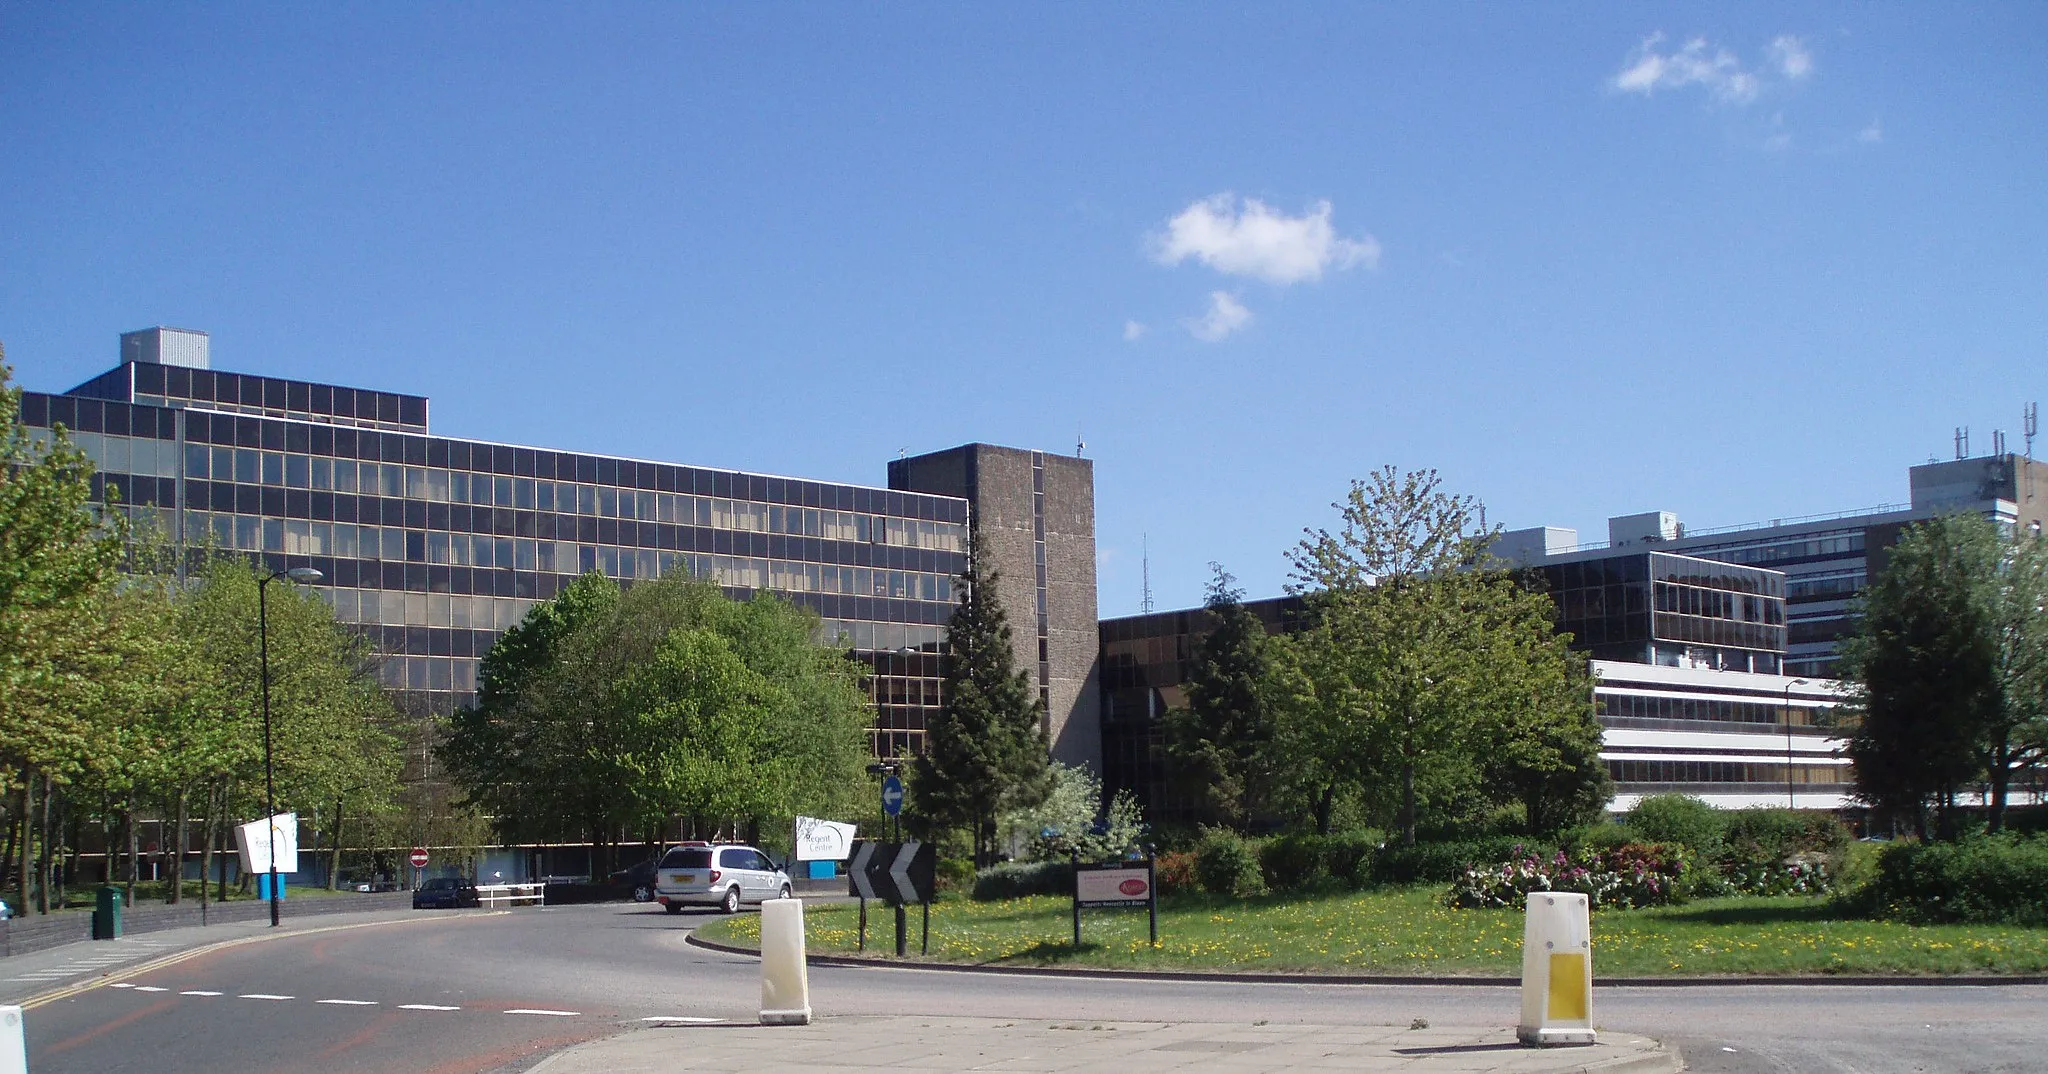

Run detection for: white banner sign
[[793, 816, 858, 861], [233, 813, 301, 875]]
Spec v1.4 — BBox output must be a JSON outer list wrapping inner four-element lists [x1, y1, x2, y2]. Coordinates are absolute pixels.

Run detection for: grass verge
[[696, 886, 2048, 977]]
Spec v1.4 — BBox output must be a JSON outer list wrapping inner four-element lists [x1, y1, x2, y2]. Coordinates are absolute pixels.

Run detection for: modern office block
[[1498, 452, 2047, 678], [889, 444, 1102, 770], [1097, 549, 1839, 818], [16, 331, 1105, 760]]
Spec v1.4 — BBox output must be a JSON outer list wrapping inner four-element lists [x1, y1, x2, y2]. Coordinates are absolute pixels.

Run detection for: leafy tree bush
[[970, 859, 1073, 901], [1860, 835, 2048, 925], [1625, 794, 1725, 855], [1374, 836, 1555, 886], [997, 762, 1147, 863], [1193, 827, 1267, 897], [1153, 850, 1198, 896], [1258, 831, 1382, 891], [934, 857, 977, 894]]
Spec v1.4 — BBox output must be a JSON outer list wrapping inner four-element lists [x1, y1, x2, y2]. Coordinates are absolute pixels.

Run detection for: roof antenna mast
[[1141, 533, 1154, 614]]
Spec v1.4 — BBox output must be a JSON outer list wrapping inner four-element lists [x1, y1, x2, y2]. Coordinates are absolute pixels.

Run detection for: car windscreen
[[659, 848, 713, 869]]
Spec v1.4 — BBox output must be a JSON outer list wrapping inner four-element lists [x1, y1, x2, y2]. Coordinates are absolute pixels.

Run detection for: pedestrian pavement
[[529, 1015, 1679, 1074]]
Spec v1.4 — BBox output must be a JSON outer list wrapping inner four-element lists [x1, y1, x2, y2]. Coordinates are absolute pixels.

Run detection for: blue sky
[[3, 4, 2044, 616]]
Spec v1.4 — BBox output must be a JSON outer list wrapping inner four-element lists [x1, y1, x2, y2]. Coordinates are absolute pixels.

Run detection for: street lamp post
[[259, 565, 324, 927], [1782, 677, 1810, 809]]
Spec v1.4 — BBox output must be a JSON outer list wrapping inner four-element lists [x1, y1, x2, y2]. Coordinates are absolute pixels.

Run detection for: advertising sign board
[[1075, 865, 1152, 908], [794, 817, 858, 862], [232, 813, 300, 875]]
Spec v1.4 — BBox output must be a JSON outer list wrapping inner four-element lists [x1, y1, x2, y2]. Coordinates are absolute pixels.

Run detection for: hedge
[[1862, 835, 2048, 926], [970, 860, 1073, 901]]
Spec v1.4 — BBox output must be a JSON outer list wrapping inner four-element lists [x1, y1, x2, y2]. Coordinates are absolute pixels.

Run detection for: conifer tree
[[1165, 564, 1276, 831], [916, 528, 1051, 866]]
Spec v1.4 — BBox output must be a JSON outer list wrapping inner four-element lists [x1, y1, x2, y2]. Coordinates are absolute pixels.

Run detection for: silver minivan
[[653, 843, 792, 914]]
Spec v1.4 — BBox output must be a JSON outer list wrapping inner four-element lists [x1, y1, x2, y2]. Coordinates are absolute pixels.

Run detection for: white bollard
[[758, 897, 812, 1026], [2, 1004, 24, 1074], [1517, 892, 1595, 1046]]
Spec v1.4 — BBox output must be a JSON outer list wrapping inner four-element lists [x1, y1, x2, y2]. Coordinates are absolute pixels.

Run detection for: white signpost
[[793, 816, 857, 862]]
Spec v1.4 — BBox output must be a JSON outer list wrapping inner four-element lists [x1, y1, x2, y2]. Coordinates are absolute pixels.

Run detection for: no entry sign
[[409, 847, 429, 869]]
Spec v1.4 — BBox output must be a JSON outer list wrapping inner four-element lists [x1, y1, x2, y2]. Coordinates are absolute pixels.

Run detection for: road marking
[[239, 993, 294, 1000], [110, 983, 135, 989], [642, 1015, 724, 1023], [399, 1004, 461, 1011], [181, 991, 222, 996], [505, 1008, 579, 1017], [133, 986, 169, 993], [317, 999, 378, 1006]]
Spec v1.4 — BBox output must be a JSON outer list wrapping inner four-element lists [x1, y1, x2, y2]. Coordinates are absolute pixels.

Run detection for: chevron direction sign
[[847, 840, 935, 904]]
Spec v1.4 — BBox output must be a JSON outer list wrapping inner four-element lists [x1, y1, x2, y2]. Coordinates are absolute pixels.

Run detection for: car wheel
[[779, 883, 792, 901], [720, 885, 741, 914], [664, 902, 683, 915], [632, 884, 653, 903]]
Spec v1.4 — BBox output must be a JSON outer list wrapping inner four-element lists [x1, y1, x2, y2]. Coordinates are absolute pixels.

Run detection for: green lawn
[[697, 886, 2048, 977]]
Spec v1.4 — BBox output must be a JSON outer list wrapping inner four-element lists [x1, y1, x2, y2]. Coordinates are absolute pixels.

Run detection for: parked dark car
[[608, 858, 660, 902], [412, 877, 480, 909]]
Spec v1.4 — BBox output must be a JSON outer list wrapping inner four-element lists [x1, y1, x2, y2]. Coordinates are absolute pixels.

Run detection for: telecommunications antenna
[[2026, 402, 2038, 459], [1956, 426, 1970, 460], [1141, 534, 1154, 614]]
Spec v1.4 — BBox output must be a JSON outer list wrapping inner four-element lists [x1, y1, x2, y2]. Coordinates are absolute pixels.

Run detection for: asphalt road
[[18, 901, 2048, 1073]]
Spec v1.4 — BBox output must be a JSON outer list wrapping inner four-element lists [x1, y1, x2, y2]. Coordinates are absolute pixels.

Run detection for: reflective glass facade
[[21, 361, 970, 757], [1536, 551, 1785, 675]]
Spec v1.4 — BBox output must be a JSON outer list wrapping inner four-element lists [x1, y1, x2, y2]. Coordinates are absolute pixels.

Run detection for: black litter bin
[[93, 885, 123, 940]]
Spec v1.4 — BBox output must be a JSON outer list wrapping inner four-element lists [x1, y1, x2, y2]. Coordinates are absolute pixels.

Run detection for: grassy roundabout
[[696, 886, 2048, 977]]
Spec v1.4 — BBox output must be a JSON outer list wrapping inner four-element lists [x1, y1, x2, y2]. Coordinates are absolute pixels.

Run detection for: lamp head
[[285, 567, 325, 583]]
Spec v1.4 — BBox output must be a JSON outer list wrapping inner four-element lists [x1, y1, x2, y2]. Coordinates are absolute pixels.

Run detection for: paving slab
[[528, 1015, 1678, 1074]]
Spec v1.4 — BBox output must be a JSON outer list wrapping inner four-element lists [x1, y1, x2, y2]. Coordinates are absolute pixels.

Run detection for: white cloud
[[1154, 194, 1379, 285], [1186, 291, 1251, 342], [1122, 319, 1147, 342], [1857, 119, 1883, 144], [1612, 33, 1762, 104], [1768, 35, 1813, 80]]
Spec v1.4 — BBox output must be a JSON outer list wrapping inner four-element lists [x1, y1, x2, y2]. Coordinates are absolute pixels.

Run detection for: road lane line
[[239, 993, 294, 1000], [399, 1003, 460, 1011], [642, 1015, 724, 1023], [317, 999, 379, 1005], [505, 1008, 580, 1016], [181, 991, 222, 996], [132, 986, 169, 992], [110, 983, 136, 989]]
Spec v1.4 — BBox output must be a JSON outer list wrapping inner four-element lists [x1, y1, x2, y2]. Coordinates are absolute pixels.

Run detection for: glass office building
[[21, 330, 978, 756], [1533, 550, 1786, 675]]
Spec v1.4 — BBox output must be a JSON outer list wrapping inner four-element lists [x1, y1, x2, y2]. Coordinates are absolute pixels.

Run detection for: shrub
[[1375, 837, 1554, 886], [1863, 835, 2048, 925], [1717, 808, 1850, 895], [1259, 834, 1331, 892], [1445, 842, 1691, 910], [1193, 828, 1267, 897], [1154, 850, 1198, 896], [1625, 794, 1724, 855], [934, 857, 976, 894], [970, 859, 1074, 901], [1320, 830, 1382, 887], [1558, 822, 1637, 854]]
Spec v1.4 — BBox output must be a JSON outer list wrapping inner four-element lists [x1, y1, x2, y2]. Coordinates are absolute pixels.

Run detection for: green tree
[[1841, 514, 2048, 837], [440, 572, 872, 866], [1277, 467, 1607, 842], [1163, 565, 1278, 831], [1839, 515, 2000, 840], [915, 528, 1052, 866], [1283, 467, 1499, 845], [0, 351, 125, 910]]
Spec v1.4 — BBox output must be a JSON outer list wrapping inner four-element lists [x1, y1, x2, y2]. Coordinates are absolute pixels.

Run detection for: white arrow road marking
[[317, 999, 378, 1006], [505, 1009, 579, 1017], [239, 994, 294, 1001], [181, 991, 222, 997], [642, 1016, 723, 1023], [889, 840, 920, 902], [398, 1004, 460, 1011]]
